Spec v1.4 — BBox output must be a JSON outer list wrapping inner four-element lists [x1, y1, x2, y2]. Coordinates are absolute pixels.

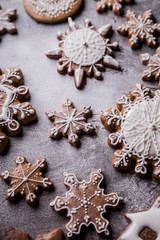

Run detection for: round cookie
[[22, 0, 83, 23]]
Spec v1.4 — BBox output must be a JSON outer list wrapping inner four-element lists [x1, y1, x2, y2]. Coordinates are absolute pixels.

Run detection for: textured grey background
[[1, 0, 160, 239]]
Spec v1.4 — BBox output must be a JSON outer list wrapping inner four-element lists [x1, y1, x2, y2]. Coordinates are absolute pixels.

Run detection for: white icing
[[0, 8, 17, 33], [119, 195, 160, 240], [122, 98, 160, 157]]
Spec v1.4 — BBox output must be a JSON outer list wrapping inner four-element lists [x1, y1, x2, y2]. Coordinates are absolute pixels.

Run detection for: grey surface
[[0, 0, 160, 239]]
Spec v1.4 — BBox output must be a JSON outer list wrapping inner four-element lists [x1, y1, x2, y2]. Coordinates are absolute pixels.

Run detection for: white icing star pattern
[[118, 195, 160, 240], [46, 17, 120, 89], [117, 10, 160, 48], [101, 84, 160, 181], [0, 156, 53, 205], [46, 99, 95, 146], [50, 169, 122, 237]]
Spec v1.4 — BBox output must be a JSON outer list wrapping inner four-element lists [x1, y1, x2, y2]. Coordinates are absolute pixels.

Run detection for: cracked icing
[[50, 169, 122, 237], [46, 17, 120, 89], [101, 84, 160, 181], [118, 195, 160, 240], [0, 156, 53, 205], [117, 10, 160, 48], [46, 98, 95, 146]]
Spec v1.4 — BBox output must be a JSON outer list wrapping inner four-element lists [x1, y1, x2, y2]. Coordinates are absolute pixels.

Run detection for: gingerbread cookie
[[118, 195, 160, 240], [140, 47, 160, 87], [50, 169, 122, 237], [46, 99, 95, 146], [23, 0, 83, 23], [117, 10, 160, 49], [101, 84, 160, 182], [0, 67, 36, 153], [96, 0, 133, 16], [0, 156, 53, 205], [4, 226, 30, 240], [35, 228, 63, 240], [0, 5, 17, 40], [46, 17, 120, 89]]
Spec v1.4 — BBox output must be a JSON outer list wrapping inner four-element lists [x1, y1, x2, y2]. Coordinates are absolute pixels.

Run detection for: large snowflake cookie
[[117, 10, 160, 49], [101, 83, 160, 182], [46, 99, 95, 147], [0, 5, 17, 40], [46, 17, 120, 89], [140, 47, 160, 88], [50, 169, 122, 237], [118, 195, 160, 240], [0, 156, 53, 206], [0, 67, 37, 153], [96, 0, 133, 16], [23, 0, 83, 23]]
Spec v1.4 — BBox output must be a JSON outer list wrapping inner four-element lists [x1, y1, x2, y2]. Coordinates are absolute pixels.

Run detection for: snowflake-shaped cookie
[[117, 10, 160, 49], [0, 67, 36, 153], [140, 47, 160, 87], [50, 169, 122, 237], [46, 17, 120, 89], [0, 5, 17, 39], [118, 195, 160, 240], [0, 156, 53, 205], [46, 99, 95, 147], [101, 83, 160, 182], [96, 0, 133, 16]]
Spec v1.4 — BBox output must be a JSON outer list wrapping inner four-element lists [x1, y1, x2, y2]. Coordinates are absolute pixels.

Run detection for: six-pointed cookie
[[96, 0, 133, 16], [0, 67, 37, 153], [46, 17, 120, 89], [23, 0, 83, 23], [46, 99, 95, 146], [50, 169, 122, 237], [101, 84, 160, 182], [117, 10, 160, 48], [0, 156, 53, 205]]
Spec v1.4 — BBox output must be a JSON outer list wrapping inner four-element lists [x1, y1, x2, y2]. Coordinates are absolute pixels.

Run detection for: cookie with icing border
[[101, 83, 160, 182], [0, 156, 53, 206], [23, 0, 83, 23], [0, 67, 37, 153], [46, 17, 120, 89], [118, 195, 160, 240], [50, 169, 122, 237]]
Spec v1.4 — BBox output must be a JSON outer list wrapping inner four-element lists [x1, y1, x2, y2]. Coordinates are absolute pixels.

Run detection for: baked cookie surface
[[23, 0, 83, 23]]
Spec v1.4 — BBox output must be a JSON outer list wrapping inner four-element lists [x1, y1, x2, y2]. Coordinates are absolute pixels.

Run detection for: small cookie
[[96, 0, 133, 16], [4, 226, 30, 240], [0, 156, 53, 206], [101, 83, 160, 182], [118, 195, 160, 240], [46, 99, 95, 146], [117, 10, 160, 49], [35, 228, 63, 240], [23, 0, 83, 23], [0, 67, 37, 153], [0, 5, 17, 40], [140, 47, 160, 87], [46, 17, 120, 89], [50, 169, 122, 237]]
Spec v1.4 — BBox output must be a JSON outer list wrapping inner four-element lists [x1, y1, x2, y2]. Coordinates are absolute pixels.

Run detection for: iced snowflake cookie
[[117, 10, 160, 49], [46, 99, 95, 147], [23, 0, 83, 23], [50, 169, 122, 237], [46, 17, 120, 89], [0, 5, 17, 40], [0, 156, 53, 205], [101, 83, 160, 182], [140, 47, 160, 87], [96, 0, 133, 16], [4, 226, 30, 240], [0, 67, 37, 153], [118, 195, 160, 240]]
